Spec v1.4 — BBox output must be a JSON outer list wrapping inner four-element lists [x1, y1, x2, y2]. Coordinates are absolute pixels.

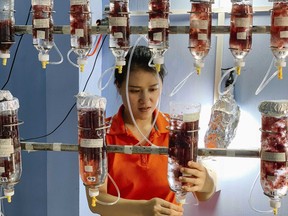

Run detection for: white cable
[[48, 42, 64, 65], [248, 171, 273, 214], [96, 173, 120, 206], [67, 48, 79, 68], [97, 66, 115, 91], [0, 186, 4, 216], [218, 67, 238, 96], [255, 58, 277, 95], [169, 70, 196, 97], [125, 35, 160, 147]]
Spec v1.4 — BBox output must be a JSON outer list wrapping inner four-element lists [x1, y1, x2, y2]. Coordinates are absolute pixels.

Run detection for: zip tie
[[226, 150, 236, 157], [151, 145, 160, 154], [52, 143, 62, 151], [25, 143, 36, 152], [124, 145, 133, 154]]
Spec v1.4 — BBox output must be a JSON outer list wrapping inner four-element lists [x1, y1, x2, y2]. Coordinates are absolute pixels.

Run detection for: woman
[[86, 46, 216, 216]]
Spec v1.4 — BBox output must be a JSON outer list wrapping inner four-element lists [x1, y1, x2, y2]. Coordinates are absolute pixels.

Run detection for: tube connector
[[153, 56, 164, 73], [42, 61, 48, 69], [38, 53, 50, 69], [4, 188, 14, 203], [235, 59, 245, 75], [275, 59, 286, 80], [89, 187, 99, 207], [0, 53, 10, 66], [77, 58, 88, 72], [194, 60, 204, 75]]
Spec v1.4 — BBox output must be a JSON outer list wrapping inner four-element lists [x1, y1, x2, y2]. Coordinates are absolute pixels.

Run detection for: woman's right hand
[[143, 198, 183, 216]]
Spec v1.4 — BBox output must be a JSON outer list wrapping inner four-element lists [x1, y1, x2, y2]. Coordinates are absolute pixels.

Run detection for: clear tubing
[[70, 0, 92, 72], [229, 0, 253, 75], [169, 70, 196, 97], [0, 0, 15, 66], [189, 1, 212, 75], [97, 66, 115, 91], [248, 172, 273, 214], [109, 0, 130, 73], [96, 173, 120, 206], [217, 67, 238, 96], [255, 58, 277, 95], [48, 42, 63, 65], [67, 48, 80, 68], [148, 0, 170, 72], [125, 35, 162, 147], [270, 1, 288, 79], [32, 0, 54, 69]]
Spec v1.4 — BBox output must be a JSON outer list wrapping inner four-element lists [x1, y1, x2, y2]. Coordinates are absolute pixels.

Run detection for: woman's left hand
[[179, 161, 213, 194]]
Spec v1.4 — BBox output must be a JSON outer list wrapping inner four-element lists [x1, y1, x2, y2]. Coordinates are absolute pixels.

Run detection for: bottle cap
[[275, 59, 286, 67], [77, 58, 87, 66], [270, 199, 281, 209], [235, 59, 245, 67], [89, 187, 99, 197], [194, 60, 204, 68], [4, 188, 15, 197], [116, 60, 126, 66], [0, 52, 10, 59], [38, 53, 49, 62], [176, 196, 186, 204], [153, 56, 164, 65]]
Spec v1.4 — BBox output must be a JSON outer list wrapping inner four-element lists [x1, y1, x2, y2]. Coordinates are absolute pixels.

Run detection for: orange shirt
[[106, 105, 177, 204]]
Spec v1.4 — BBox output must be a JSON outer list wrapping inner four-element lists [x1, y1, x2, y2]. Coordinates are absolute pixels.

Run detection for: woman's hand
[[179, 161, 215, 201], [143, 198, 183, 216]]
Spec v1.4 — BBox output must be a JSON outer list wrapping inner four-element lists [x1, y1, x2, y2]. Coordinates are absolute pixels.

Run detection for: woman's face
[[118, 69, 162, 121]]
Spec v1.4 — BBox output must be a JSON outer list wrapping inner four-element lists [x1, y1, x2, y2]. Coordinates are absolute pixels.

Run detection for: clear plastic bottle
[[258, 100, 288, 215], [0, 0, 15, 66], [229, 0, 253, 75], [76, 92, 107, 207], [109, 0, 130, 74], [269, 0, 288, 80], [189, 0, 214, 75], [0, 90, 21, 203], [167, 102, 201, 204], [148, 0, 170, 72], [32, 0, 54, 69], [70, 0, 92, 72]]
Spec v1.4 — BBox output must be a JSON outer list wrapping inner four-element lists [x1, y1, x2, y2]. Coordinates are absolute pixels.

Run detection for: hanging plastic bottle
[[258, 100, 288, 216], [269, 0, 288, 80], [167, 101, 201, 204], [204, 70, 240, 148], [76, 92, 107, 207], [31, 0, 55, 69], [148, 0, 170, 72], [0, 90, 21, 203], [229, 0, 253, 75], [0, 0, 15, 66], [189, 0, 214, 75], [69, 0, 92, 72], [109, 0, 130, 74]]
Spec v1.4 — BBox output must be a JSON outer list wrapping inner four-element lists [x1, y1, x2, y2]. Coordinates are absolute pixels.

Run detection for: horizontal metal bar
[[14, 25, 270, 35], [20, 142, 260, 158]]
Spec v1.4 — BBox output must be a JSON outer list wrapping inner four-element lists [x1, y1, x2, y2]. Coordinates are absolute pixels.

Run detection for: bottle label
[[109, 17, 127, 27], [280, 31, 288, 39], [112, 32, 124, 39], [0, 167, 4, 174], [84, 165, 93, 172], [183, 113, 199, 122], [153, 32, 163, 41], [150, 18, 169, 29], [198, 33, 207, 41], [33, 19, 50, 28], [274, 17, 288, 27], [32, 0, 51, 6], [261, 151, 286, 162], [237, 32, 247, 40], [80, 138, 103, 148], [190, 20, 208, 30], [71, 0, 88, 5], [235, 18, 250, 28], [37, 30, 46, 39], [0, 139, 13, 157], [87, 176, 96, 182], [75, 29, 84, 37]]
